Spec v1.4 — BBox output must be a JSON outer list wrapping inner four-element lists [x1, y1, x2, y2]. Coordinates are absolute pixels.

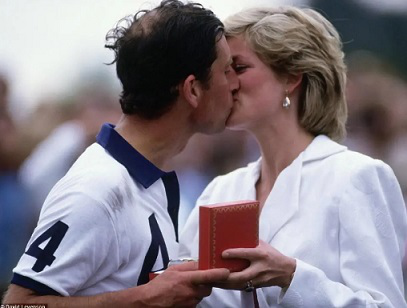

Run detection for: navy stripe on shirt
[[11, 273, 61, 296]]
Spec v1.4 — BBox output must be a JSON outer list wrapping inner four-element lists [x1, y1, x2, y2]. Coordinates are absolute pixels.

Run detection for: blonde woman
[[180, 6, 407, 307]]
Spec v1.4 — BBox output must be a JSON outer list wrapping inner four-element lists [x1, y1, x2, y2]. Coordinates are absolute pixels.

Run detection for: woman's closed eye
[[232, 64, 248, 73]]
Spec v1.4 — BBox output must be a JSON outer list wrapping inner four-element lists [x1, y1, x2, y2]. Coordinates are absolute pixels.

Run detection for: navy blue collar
[[96, 123, 168, 188]]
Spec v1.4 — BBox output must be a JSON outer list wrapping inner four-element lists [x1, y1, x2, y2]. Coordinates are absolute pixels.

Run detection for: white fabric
[[179, 135, 407, 307], [13, 143, 178, 296]]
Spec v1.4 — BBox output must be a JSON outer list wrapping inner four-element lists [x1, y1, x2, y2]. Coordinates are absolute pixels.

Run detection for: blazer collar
[[254, 135, 346, 242], [302, 135, 347, 163], [258, 152, 304, 242]]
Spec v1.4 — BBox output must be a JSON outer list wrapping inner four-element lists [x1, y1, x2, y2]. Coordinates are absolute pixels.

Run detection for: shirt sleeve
[[179, 176, 222, 259], [279, 160, 407, 307], [12, 191, 120, 296], [178, 204, 200, 259], [180, 176, 261, 308]]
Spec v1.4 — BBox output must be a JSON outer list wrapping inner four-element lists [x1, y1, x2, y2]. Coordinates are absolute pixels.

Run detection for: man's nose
[[228, 69, 239, 92]]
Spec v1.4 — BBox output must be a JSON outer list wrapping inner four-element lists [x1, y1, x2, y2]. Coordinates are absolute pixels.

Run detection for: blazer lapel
[[259, 135, 346, 242], [260, 152, 303, 243]]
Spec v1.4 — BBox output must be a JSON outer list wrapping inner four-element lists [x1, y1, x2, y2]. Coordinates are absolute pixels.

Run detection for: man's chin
[[211, 125, 227, 135], [200, 123, 226, 135]]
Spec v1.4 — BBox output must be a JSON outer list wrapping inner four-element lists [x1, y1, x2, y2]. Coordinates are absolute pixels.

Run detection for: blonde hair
[[225, 6, 347, 141]]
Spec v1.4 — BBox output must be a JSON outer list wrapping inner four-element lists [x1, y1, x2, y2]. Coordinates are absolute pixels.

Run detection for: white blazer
[[179, 135, 407, 307]]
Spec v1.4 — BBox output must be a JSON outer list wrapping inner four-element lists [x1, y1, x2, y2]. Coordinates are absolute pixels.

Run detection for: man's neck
[[114, 113, 193, 171]]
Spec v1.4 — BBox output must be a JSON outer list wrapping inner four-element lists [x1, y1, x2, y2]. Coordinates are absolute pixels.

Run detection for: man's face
[[193, 36, 239, 134]]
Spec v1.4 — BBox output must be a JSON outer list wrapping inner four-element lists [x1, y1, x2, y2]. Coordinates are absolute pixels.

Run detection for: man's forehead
[[215, 36, 232, 63]]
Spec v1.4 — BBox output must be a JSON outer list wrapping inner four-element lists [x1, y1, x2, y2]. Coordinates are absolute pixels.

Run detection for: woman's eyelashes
[[232, 63, 248, 73]]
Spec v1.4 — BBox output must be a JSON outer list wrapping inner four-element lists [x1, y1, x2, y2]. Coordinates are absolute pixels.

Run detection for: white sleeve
[[179, 176, 221, 259], [12, 192, 119, 296], [178, 203, 200, 259], [179, 176, 255, 308], [180, 202, 256, 308], [279, 161, 407, 307]]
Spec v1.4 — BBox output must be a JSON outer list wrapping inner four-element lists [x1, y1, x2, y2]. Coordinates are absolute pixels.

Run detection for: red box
[[199, 200, 259, 272]]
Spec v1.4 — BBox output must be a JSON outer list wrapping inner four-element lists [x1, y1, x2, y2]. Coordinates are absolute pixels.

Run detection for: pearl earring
[[283, 94, 291, 109]]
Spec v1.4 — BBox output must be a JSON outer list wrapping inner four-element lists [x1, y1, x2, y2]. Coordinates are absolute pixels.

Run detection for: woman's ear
[[180, 74, 202, 109], [286, 73, 303, 93]]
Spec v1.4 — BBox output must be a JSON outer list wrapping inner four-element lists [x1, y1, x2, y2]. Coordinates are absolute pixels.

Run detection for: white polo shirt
[[12, 123, 180, 296]]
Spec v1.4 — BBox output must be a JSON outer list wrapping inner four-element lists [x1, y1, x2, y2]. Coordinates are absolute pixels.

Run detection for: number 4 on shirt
[[25, 221, 69, 272]]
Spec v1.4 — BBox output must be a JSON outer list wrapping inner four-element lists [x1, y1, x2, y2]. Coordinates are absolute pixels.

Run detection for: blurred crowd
[[1, 51, 407, 297], [345, 52, 407, 199]]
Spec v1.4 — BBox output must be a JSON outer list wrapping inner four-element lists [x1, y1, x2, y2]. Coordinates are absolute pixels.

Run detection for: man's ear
[[180, 74, 202, 109]]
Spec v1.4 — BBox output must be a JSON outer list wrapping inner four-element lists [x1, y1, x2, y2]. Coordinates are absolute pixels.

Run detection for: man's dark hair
[[105, 0, 224, 119]]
